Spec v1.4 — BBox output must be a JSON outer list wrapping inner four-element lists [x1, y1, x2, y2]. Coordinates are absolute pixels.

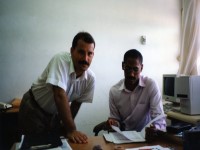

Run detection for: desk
[[0, 99, 21, 150], [69, 135, 182, 150], [12, 135, 182, 150], [12, 133, 183, 150], [167, 111, 200, 125]]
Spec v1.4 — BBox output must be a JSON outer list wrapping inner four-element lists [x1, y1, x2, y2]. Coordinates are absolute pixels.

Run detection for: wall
[[0, 0, 181, 135]]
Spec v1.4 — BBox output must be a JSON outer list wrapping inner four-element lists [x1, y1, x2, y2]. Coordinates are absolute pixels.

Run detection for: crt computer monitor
[[162, 74, 180, 104]]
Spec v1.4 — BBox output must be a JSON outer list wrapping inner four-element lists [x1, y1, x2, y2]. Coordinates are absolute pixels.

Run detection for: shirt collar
[[139, 76, 146, 87], [69, 58, 87, 81], [69, 58, 75, 75], [119, 76, 146, 91]]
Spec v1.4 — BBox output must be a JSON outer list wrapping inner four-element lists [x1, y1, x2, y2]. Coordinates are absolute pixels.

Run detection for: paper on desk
[[103, 130, 145, 144], [48, 138, 72, 150], [140, 113, 166, 138], [111, 126, 145, 142], [125, 145, 170, 150], [16, 135, 72, 150], [103, 114, 166, 144], [103, 126, 145, 144]]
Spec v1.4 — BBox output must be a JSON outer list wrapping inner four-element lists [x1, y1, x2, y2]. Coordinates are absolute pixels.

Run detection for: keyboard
[[163, 103, 180, 113]]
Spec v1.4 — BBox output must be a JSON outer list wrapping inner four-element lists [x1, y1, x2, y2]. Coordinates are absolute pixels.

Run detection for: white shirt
[[109, 76, 166, 131], [31, 52, 95, 114]]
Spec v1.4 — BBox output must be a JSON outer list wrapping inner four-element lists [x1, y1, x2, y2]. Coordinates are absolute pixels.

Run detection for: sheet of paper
[[103, 114, 166, 144], [111, 126, 145, 142], [103, 127, 145, 144], [126, 145, 170, 150], [16, 135, 72, 150], [103, 133, 113, 142], [109, 132, 135, 144], [140, 114, 166, 138], [48, 138, 72, 150], [60, 138, 72, 150]]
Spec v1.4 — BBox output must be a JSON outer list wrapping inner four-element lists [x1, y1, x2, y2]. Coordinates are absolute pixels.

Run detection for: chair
[[93, 121, 110, 136], [93, 120, 127, 136]]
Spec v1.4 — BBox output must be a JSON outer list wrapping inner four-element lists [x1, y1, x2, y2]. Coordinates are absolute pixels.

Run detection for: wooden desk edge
[[4, 99, 21, 113], [69, 135, 182, 150]]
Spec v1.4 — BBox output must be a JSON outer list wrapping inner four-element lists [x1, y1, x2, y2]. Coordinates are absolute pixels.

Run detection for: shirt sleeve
[[46, 54, 69, 91], [149, 80, 166, 131], [109, 88, 121, 121]]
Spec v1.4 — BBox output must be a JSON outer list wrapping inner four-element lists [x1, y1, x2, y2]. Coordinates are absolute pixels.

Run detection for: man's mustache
[[127, 77, 136, 80], [78, 61, 89, 66]]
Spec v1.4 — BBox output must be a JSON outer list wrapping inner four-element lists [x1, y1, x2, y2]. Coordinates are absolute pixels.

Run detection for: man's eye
[[125, 66, 132, 71], [78, 50, 85, 55], [133, 67, 139, 72], [126, 66, 131, 70], [88, 52, 94, 57], [125, 66, 139, 72]]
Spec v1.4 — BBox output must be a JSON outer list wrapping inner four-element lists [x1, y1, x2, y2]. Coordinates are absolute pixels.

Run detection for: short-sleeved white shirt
[[31, 52, 95, 114]]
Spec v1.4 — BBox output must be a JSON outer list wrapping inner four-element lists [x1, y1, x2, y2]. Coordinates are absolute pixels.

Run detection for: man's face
[[122, 57, 143, 85], [71, 39, 95, 76]]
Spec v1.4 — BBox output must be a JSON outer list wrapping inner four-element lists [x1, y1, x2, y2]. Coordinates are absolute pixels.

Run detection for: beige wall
[[0, 0, 181, 135]]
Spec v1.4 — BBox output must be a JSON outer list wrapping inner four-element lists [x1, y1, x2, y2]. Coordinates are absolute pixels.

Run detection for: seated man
[[107, 49, 166, 132]]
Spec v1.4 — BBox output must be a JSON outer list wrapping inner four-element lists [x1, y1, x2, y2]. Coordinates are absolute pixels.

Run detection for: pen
[[30, 144, 52, 150]]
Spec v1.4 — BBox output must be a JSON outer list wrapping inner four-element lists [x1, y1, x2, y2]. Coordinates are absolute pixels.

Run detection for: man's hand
[[67, 130, 88, 144], [105, 118, 120, 133], [145, 125, 158, 143], [107, 118, 120, 127]]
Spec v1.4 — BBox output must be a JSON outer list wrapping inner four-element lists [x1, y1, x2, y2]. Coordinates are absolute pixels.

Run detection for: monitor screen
[[162, 74, 180, 103], [163, 77, 175, 97]]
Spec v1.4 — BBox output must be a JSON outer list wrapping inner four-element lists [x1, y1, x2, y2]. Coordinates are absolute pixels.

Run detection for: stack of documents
[[103, 126, 145, 144], [103, 114, 166, 144], [126, 145, 170, 150]]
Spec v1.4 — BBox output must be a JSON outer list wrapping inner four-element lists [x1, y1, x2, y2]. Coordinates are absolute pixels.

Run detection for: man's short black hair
[[72, 32, 95, 48], [123, 49, 143, 64]]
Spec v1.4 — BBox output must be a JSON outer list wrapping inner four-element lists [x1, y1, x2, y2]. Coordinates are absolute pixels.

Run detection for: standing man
[[19, 32, 95, 144], [107, 49, 166, 132]]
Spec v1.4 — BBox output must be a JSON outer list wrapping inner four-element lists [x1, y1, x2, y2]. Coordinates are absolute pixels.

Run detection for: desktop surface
[[167, 111, 200, 125], [12, 134, 182, 150], [163, 101, 180, 113], [69, 136, 182, 150]]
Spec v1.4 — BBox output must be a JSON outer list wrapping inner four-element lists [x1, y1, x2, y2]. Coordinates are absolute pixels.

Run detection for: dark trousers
[[18, 90, 61, 136]]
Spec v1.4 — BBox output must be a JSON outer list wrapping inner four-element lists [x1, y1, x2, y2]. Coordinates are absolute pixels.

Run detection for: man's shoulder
[[86, 68, 96, 80], [48, 51, 71, 67], [53, 51, 71, 61], [141, 76, 156, 84], [141, 76, 159, 90], [111, 79, 124, 90]]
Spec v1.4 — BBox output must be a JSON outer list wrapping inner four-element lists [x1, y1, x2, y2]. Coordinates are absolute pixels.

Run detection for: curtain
[[177, 0, 200, 75]]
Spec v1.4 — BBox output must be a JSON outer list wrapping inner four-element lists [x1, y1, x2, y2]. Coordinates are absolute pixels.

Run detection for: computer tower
[[176, 76, 200, 115]]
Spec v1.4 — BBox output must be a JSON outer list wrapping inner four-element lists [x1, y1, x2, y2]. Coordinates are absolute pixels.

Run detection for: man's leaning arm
[[70, 101, 82, 119], [53, 86, 88, 144], [53, 85, 76, 133]]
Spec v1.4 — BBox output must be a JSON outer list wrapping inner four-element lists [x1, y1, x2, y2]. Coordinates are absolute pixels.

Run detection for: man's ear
[[70, 47, 74, 53], [141, 64, 143, 71], [122, 62, 125, 70]]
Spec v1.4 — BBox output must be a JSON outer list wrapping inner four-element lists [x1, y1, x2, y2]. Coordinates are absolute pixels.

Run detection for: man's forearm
[[70, 101, 82, 119], [53, 86, 76, 132]]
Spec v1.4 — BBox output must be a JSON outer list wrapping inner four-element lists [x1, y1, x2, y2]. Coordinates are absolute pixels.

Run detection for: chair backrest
[[93, 121, 109, 136]]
